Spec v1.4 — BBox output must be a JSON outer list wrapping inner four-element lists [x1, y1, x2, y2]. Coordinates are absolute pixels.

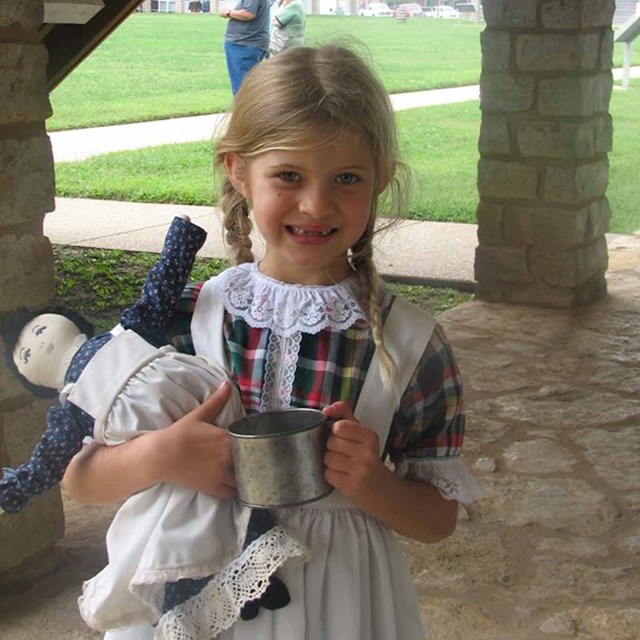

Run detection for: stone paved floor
[[1, 234, 638, 639], [405, 233, 640, 640]]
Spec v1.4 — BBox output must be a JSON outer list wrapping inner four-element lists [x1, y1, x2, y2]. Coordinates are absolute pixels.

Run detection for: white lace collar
[[211, 263, 368, 336]]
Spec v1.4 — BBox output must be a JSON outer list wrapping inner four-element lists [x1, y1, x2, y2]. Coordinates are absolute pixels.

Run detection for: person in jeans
[[220, 0, 270, 95]]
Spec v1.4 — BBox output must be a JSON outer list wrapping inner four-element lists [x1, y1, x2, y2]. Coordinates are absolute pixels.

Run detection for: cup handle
[[324, 417, 337, 431], [321, 417, 336, 448]]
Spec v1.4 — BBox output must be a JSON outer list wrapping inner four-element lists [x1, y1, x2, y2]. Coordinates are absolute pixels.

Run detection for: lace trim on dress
[[395, 457, 485, 504], [213, 263, 368, 337], [155, 526, 309, 640], [261, 331, 302, 411]]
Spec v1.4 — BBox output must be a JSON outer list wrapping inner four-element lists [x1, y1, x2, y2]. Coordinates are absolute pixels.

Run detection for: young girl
[[63, 44, 483, 640]]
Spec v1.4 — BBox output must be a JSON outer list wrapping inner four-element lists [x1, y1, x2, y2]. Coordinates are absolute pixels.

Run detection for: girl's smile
[[285, 224, 338, 244], [225, 132, 381, 285]]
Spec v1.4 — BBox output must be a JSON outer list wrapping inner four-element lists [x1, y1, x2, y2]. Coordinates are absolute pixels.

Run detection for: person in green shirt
[[269, 0, 306, 55]]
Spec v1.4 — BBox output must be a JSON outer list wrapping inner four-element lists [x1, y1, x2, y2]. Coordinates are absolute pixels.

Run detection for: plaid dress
[[171, 262, 467, 473]]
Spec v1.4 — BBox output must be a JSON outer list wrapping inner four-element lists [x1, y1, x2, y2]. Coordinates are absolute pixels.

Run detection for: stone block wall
[[475, 0, 615, 307], [0, 0, 64, 590]]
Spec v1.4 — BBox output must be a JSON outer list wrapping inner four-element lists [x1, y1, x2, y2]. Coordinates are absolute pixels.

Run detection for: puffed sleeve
[[387, 323, 483, 504]]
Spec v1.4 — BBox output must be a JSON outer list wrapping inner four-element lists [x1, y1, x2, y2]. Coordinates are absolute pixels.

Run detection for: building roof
[[42, 0, 141, 89]]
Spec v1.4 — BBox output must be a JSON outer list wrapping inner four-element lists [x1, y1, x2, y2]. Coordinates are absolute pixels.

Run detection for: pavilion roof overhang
[[41, 0, 141, 90]]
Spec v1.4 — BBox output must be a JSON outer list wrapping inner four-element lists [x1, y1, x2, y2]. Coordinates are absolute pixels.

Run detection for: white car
[[359, 3, 393, 17], [424, 5, 460, 18]]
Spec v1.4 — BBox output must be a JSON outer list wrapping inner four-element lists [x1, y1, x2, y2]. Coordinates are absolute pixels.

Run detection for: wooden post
[[623, 41, 631, 89]]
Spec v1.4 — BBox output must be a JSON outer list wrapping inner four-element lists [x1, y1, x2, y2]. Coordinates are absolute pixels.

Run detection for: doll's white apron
[[101, 291, 435, 640], [72, 329, 305, 634]]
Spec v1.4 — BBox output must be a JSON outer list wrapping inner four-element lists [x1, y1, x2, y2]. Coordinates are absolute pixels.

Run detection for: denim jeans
[[224, 42, 267, 95]]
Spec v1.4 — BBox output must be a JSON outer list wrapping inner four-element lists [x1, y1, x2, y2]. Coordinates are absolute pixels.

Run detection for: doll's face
[[14, 314, 83, 389]]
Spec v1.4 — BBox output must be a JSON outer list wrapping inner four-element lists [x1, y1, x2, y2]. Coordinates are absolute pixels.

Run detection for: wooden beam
[[44, 0, 105, 25], [43, 0, 143, 90]]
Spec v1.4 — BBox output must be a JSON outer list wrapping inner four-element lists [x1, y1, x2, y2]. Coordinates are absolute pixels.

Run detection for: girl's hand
[[64, 382, 238, 505], [156, 383, 237, 499], [322, 401, 387, 504], [322, 400, 459, 543]]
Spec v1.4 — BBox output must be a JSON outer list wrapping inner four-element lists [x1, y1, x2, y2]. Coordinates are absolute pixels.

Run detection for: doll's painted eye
[[33, 324, 46, 336], [19, 347, 31, 364]]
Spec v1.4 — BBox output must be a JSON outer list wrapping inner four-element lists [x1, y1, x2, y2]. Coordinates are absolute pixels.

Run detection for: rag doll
[[0, 216, 299, 636], [0, 215, 208, 514]]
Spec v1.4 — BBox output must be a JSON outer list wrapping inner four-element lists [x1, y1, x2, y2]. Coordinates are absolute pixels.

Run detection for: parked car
[[359, 2, 394, 17], [424, 5, 460, 18], [393, 3, 424, 17], [455, 3, 477, 15]]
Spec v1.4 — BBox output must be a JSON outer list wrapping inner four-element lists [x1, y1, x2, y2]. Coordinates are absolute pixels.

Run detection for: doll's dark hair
[[0, 306, 95, 399]]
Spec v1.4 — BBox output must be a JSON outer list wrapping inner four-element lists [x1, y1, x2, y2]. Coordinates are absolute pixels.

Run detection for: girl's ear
[[376, 176, 390, 196], [376, 163, 394, 195], [224, 153, 250, 198]]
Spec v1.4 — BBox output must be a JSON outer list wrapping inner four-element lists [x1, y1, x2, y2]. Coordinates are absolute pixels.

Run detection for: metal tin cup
[[228, 408, 334, 508]]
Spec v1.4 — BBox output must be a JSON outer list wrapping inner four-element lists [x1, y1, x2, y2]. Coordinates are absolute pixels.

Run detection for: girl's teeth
[[290, 227, 333, 237]]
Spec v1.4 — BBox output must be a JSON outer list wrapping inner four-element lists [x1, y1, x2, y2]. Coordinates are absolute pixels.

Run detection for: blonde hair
[[215, 44, 410, 383]]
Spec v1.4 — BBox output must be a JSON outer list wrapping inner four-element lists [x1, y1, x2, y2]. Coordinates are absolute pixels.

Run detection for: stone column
[[0, 0, 63, 590], [475, 0, 615, 307]]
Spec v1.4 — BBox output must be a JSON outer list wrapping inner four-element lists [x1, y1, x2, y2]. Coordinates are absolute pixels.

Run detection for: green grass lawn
[[54, 103, 480, 222], [55, 88, 640, 234], [48, 13, 640, 131], [47, 15, 480, 130], [606, 88, 640, 234]]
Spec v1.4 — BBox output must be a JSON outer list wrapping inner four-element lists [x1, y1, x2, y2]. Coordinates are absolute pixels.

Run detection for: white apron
[[102, 292, 435, 640]]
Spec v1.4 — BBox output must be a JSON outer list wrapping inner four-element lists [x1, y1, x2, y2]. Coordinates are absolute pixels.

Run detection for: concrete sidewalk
[[46, 197, 479, 287], [44, 198, 635, 289], [49, 68, 640, 163]]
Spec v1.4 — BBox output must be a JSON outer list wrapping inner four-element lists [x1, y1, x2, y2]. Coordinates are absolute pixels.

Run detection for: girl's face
[[225, 132, 381, 285]]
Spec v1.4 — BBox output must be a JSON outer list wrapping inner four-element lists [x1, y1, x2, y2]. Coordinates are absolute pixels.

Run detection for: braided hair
[[214, 44, 411, 383]]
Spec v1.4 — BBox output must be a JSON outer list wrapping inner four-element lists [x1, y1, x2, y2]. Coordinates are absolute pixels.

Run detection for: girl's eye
[[278, 171, 299, 182], [19, 347, 31, 364], [336, 173, 359, 185]]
